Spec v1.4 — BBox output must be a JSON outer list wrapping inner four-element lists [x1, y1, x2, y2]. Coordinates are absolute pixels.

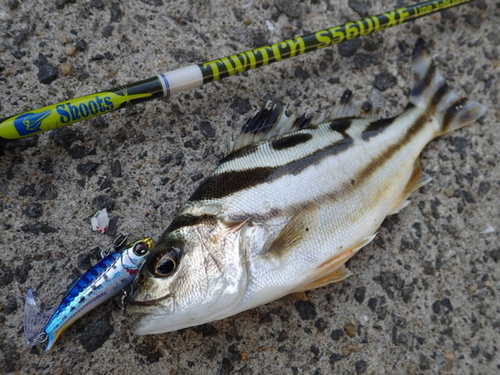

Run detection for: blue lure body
[[24, 238, 153, 351]]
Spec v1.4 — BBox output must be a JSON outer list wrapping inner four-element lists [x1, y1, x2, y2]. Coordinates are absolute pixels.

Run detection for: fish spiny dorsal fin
[[310, 90, 377, 127], [228, 100, 312, 154], [409, 38, 486, 137], [227, 90, 378, 155]]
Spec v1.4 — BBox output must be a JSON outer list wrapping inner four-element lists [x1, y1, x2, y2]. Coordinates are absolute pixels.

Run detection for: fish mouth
[[130, 293, 173, 307]]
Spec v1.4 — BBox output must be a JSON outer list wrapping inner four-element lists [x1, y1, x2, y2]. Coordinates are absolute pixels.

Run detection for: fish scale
[[129, 40, 487, 335]]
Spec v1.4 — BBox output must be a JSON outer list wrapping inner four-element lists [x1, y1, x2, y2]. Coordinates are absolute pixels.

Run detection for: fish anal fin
[[265, 203, 319, 259], [296, 234, 376, 292], [390, 160, 432, 215], [288, 291, 309, 301], [301, 265, 353, 292]]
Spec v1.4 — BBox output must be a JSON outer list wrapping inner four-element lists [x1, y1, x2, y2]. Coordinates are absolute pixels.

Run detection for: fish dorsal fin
[[264, 203, 319, 259], [296, 234, 376, 292], [228, 91, 377, 155], [228, 100, 311, 154], [311, 90, 377, 127]]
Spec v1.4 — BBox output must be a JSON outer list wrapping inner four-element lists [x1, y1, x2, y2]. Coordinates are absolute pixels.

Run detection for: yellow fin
[[221, 218, 249, 234], [301, 265, 353, 292], [297, 234, 376, 292], [390, 160, 432, 215], [265, 203, 319, 258], [288, 291, 309, 301]]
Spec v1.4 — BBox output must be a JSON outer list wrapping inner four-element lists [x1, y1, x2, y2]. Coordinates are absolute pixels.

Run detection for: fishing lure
[[24, 237, 153, 351]]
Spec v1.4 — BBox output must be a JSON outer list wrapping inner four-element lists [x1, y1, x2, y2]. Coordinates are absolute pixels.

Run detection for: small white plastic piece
[[91, 208, 109, 233], [157, 65, 203, 98], [480, 225, 495, 234]]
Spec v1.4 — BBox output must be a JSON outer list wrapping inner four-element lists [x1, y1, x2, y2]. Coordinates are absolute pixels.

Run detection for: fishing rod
[[0, 0, 473, 144]]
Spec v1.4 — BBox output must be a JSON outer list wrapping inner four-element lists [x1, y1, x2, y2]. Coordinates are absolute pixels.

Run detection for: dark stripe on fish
[[221, 144, 259, 163], [166, 213, 218, 233], [411, 62, 436, 99], [411, 70, 426, 99], [219, 108, 435, 223], [329, 118, 352, 135], [355, 112, 430, 186], [431, 83, 449, 106], [442, 98, 468, 133], [271, 133, 312, 150], [189, 167, 274, 201], [190, 131, 353, 201], [424, 63, 437, 93], [361, 116, 397, 141]]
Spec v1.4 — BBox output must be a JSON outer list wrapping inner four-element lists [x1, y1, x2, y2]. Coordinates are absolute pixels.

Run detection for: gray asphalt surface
[[1, 0, 499, 374]]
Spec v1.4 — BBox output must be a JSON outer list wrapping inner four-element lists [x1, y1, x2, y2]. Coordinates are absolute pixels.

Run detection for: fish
[[128, 39, 487, 335], [24, 237, 153, 351]]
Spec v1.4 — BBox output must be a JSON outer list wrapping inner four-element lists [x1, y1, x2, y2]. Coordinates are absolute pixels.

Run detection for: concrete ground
[[0, 0, 498, 374]]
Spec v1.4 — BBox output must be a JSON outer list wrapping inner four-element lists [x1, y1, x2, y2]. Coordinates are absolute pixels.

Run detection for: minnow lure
[[24, 237, 153, 351], [128, 40, 487, 335]]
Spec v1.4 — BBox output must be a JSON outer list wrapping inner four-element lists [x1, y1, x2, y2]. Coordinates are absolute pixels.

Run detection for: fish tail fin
[[409, 38, 487, 137], [23, 289, 51, 349]]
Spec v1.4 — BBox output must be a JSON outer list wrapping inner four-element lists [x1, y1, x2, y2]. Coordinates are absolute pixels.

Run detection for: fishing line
[[0, 0, 473, 144]]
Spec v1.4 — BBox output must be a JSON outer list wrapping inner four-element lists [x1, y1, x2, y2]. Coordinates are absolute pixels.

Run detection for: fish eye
[[150, 249, 179, 277], [133, 242, 149, 257]]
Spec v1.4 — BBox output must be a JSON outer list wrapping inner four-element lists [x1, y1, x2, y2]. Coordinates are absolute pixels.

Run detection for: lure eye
[[149, 249, 179, 277], [133, 242, 149, 257]]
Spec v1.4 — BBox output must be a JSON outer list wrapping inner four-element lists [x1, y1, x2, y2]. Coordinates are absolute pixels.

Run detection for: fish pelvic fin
[[296, 234, 376, 293], [410, 38, 487, 137]]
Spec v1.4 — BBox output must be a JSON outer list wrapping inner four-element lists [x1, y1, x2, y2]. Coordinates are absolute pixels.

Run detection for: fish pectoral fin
[[220, 217, 249, 234], [264, 203, 319, 259], [390, 160, 432, 215], [296, 234, 376, 292]]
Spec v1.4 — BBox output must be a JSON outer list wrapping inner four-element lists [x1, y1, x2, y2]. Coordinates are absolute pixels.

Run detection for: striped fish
[[128, 40, 486, 335], [24, 238, 153, 350]]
